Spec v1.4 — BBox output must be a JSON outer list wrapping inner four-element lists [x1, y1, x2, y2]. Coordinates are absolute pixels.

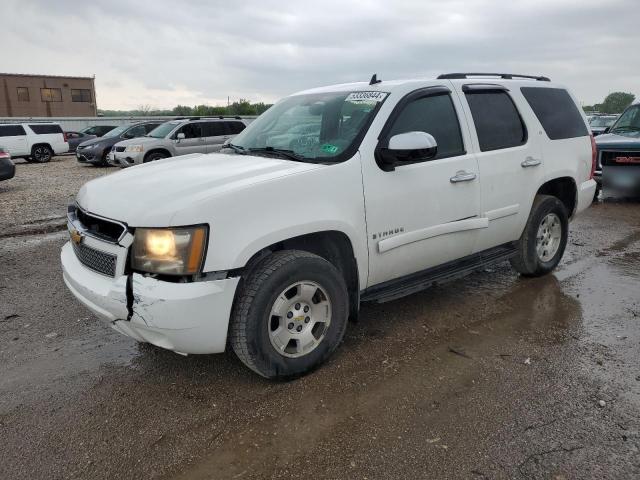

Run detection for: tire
[[144, 151, 169, 163], [229, 250, 349, 379], [510, 195, 569, 277], [31, 145, 53, 163]]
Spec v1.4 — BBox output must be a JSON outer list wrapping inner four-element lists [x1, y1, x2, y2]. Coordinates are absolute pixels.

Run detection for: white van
[[0, 123, 69, 162]]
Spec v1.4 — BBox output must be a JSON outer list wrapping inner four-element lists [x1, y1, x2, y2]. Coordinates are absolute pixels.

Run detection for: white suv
[[108, 117, 246, 167], [0, 122, 69, 162], [61, 73, 596, 378]]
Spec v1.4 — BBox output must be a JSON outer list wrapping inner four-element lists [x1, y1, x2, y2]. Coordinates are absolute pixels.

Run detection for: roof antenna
[[369, 73, 382, 85]]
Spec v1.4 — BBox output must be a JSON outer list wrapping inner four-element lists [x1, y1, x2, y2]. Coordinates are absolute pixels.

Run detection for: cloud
[[1, 0, 638, 109]]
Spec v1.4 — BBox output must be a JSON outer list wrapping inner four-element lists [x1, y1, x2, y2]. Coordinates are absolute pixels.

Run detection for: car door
[[173, 122, 205, 156], [361, 86, 482, 287], [451, 82, 545, 252], [0, 125, 29, 156], [201, 122, 227, 153]]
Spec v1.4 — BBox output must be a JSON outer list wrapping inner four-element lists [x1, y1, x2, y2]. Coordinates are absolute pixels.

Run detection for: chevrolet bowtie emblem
[[70, 228, 83, 245]]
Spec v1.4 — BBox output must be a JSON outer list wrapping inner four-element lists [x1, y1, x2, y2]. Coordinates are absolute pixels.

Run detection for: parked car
[[64, 131, 97, 152], [0, 122, 68, 162], [62, 73, 596, 379], [588, 114, 618, 136], [0, 146, 15, 181], [594, 102, 640, 197], [80, 125, 117, 137], [76, 121, 164, 166], [109, 117, 246, 167]]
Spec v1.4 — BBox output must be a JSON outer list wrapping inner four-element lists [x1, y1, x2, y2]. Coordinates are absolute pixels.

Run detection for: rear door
[[173, 122, 205, 156], [452, 83, 545, 252], [201, 122, 227, 153], [0, 125, 28, 156]]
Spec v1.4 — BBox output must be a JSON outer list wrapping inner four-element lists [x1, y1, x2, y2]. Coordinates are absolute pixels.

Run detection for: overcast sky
[[2, 0, 638, 110]]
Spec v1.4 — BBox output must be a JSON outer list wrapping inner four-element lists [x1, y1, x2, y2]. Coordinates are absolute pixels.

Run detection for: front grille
[[76, 208, 125, 242], [72, 241, 117, 277], [115, 146, 126, 152], [600, 150, 640, 167]]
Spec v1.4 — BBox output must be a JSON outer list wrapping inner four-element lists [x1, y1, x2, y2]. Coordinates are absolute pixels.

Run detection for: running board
[[361, 242, 518, 303]]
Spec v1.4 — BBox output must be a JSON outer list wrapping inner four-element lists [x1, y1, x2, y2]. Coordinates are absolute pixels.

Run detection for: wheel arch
[[235, 230, 361, 321], [535, 176, 577, 218], [144, 148, 172, 162]]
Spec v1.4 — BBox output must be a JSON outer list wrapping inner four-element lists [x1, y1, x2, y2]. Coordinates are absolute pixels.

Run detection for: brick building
[[0, 73, 97, 117]]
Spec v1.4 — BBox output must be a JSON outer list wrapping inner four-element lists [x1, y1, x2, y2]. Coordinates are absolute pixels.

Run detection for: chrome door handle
[[521, 156, 541, 168], [450, 170, 477, 183]]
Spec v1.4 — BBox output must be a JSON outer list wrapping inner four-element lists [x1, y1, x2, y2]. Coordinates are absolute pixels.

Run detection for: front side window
[[230, 90, 387, 162], [17, 87, 29, 102], [124, 125, 147, 138], [176, 123, 203, 139], [143, 123, 161, 134], [610, 105, 640, 134], [521, 87, 588, 140], [466, 91, 526, 151], [387, 93, 465, 159], [71, 89, 92, 102], [41, 88, 62, 102]]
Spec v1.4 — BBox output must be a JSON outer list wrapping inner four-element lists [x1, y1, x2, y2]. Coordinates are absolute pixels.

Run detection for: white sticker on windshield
[[346, 91, 389, 103]]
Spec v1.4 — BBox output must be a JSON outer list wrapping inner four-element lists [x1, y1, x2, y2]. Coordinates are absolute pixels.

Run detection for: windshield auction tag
[[345, 91, 389, 103]]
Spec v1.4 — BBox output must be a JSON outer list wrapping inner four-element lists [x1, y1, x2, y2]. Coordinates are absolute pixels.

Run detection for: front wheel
[[144, 151, 169, 163], [229, 250, 349, 379], [510, 195, 569, 277]]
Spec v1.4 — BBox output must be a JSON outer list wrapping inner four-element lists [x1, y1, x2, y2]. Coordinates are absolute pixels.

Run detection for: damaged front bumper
[[61, 242, 239, 354]]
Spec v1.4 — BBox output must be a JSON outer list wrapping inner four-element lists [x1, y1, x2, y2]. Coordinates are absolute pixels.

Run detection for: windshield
[[611, 105, 640, 133], [147, 121, 181, 138], [230, 91, 388, 161], [590, 116, 617, 127], [103, 125, 128, 138]]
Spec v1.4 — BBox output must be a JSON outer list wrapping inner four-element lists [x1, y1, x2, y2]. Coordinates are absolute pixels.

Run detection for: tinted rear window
[[0, 125, 27, 137], [465, 91, 526, 151], [521, 87, 588, 140], [29, 124, 63, 134], [202, 122, 226, 137]]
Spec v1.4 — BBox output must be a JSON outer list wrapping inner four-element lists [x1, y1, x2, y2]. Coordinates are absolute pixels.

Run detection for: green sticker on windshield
[[321, 144, 339, 154]]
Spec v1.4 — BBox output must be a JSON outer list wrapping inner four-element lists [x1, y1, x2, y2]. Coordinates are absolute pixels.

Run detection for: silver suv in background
[[109, 117, 246, 167]]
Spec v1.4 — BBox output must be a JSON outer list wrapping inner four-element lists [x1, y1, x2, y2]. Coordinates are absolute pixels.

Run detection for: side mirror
[[603, 127, 611, 134], [176, 132, 186, 142], [379, 131, 438, 171], [122, 132, 134, 139]]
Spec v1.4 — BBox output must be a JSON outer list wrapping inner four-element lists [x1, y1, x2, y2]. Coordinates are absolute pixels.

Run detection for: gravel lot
[[1, 160, 639, 479], [0, 156, 111, 237]]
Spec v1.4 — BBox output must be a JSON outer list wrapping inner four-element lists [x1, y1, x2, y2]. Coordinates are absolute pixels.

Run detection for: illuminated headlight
[[125, 145, 144, 153], [131, 226, 208, 275]]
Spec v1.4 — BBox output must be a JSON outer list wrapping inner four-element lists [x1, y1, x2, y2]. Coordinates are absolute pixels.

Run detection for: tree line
[[583, 92, 635, 114], [98, 99, 272, 117]]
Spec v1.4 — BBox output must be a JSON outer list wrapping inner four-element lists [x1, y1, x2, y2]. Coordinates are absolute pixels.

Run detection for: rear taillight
[[590, 134, 597, 180], [0, 152, 10, 159], [64, 132, 70, 141]]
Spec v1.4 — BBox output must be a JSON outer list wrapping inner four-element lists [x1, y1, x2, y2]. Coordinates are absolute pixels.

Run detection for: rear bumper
[[61, 242, 240, 354], [0, 157, 15, 181]]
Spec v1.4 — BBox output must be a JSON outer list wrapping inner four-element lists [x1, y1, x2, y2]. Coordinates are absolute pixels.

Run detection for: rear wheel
[[510, 195, 569, 277], [229, 250, 349, 379], [31, 145, 53, 163]]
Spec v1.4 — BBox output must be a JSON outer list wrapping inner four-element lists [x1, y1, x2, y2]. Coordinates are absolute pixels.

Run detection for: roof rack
[[437, 73, 550, 82], [182, 116, 244, 121]]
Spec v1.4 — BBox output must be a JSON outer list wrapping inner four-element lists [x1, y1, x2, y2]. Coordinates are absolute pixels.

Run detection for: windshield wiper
[[224, 143, 247, 154], [249, 146, 305, 162]]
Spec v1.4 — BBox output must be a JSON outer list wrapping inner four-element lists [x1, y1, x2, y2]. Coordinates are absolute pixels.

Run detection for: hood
[[596, 130, 640, 150], [76, 152, 324, 226], [77, 135, 120, 149]]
